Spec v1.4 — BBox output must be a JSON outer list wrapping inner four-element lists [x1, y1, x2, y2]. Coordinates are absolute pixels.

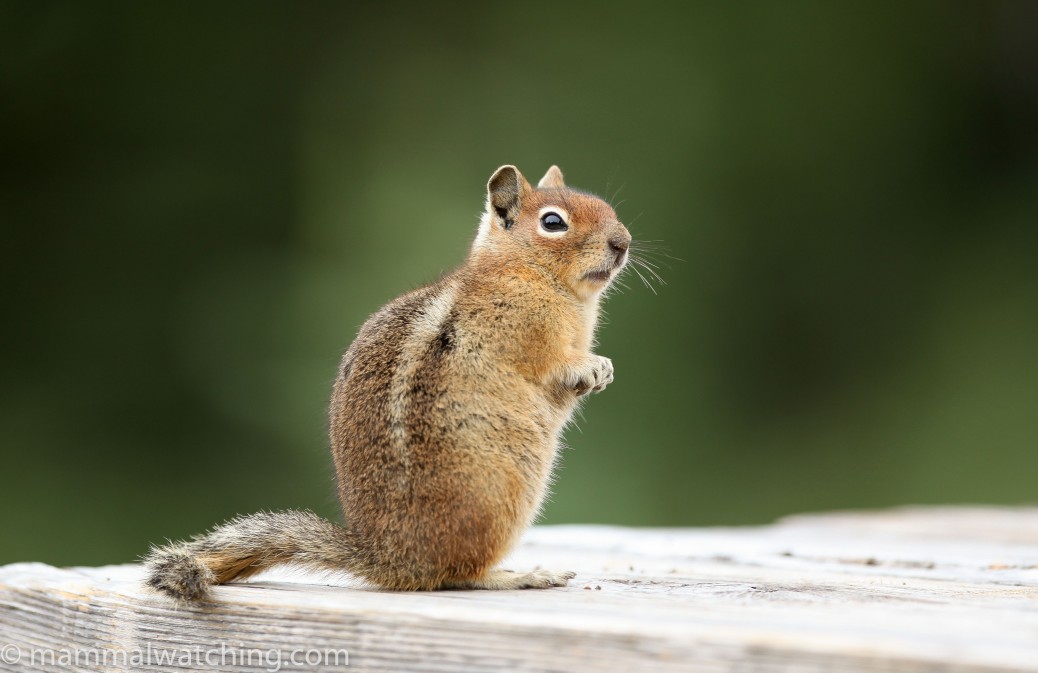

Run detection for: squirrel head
[[472, 165, 632, 301]]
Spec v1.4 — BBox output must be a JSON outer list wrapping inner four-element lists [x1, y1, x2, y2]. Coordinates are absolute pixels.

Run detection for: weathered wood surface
[[1, 506, 1037, 672]]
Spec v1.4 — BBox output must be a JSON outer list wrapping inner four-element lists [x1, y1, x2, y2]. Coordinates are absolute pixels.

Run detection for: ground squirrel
[[145, 164, 632, 600]]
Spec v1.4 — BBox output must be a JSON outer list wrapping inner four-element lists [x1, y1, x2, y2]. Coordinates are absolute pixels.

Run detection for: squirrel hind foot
[[443, 569, 576, 590], [144, 544, 216, 602]]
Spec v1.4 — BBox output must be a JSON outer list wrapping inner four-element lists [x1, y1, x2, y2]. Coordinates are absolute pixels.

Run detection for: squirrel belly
[[144, 164, 630, 600]]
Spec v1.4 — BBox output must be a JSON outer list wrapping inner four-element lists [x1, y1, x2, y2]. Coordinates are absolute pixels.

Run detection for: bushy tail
[[144, 510, 365, 602]]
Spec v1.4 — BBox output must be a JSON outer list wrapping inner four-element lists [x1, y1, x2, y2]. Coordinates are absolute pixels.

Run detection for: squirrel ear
[[537, 165, 566, 189], [487, 165, 530, 230]]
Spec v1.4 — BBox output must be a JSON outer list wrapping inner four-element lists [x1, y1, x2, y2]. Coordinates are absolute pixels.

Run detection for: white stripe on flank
[[387, 280, 459, 474]]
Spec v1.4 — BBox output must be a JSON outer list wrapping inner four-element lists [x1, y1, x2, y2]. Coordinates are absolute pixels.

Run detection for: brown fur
[[145, 165, 630, 600]]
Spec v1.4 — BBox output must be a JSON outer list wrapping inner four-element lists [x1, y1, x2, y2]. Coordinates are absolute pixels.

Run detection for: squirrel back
[[146, 165, 631, 599]]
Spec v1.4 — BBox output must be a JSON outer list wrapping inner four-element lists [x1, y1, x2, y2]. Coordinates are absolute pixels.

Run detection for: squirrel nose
[[608, 235, 630, 268], [608, 236, 630, 253]]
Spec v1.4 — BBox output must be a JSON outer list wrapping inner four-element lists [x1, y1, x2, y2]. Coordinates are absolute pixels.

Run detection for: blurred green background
[[2, 2, 1036, 566]]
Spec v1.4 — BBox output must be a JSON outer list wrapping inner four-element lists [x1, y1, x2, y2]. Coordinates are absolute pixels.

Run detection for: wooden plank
[[1, 506, 1037, 672]]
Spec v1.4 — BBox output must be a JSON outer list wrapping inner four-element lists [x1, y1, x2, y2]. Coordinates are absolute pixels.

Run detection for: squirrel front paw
[[563, 355, 614, 396]]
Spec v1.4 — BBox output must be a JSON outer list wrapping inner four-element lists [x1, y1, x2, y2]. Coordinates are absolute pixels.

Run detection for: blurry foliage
[[1, 1, 1036, 565]]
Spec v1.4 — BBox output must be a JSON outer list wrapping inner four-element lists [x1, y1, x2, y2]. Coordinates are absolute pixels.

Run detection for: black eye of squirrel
[[540, 212, 568, 232]]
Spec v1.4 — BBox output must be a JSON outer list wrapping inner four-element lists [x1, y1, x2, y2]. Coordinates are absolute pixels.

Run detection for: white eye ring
[[537, 207, 570, 238]]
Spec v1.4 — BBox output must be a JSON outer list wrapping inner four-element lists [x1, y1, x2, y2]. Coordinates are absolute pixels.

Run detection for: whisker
[[604, 273, 631, 297], [631, 242, 684, 265], [638, 257, 666, 277], [631, 255, 664, 271], [631, 263, 664, 288], [630, 254, 666, 280], [617, 213, 680, 293], [608, 180, 627, 206], [631, 258, 666, 286], [630, 240, 670, 252], [628, 262, 658, 295]]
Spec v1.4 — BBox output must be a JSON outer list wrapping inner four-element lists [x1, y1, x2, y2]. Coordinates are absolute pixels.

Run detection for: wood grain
[[1, 506, 1037, 672]]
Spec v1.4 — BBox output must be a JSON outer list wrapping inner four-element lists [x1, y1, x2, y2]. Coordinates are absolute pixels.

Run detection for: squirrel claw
[[566, 355, 614, 396]]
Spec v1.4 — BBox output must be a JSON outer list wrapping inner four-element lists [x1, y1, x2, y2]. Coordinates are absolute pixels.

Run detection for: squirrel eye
[[540, 212, 568, 232]]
